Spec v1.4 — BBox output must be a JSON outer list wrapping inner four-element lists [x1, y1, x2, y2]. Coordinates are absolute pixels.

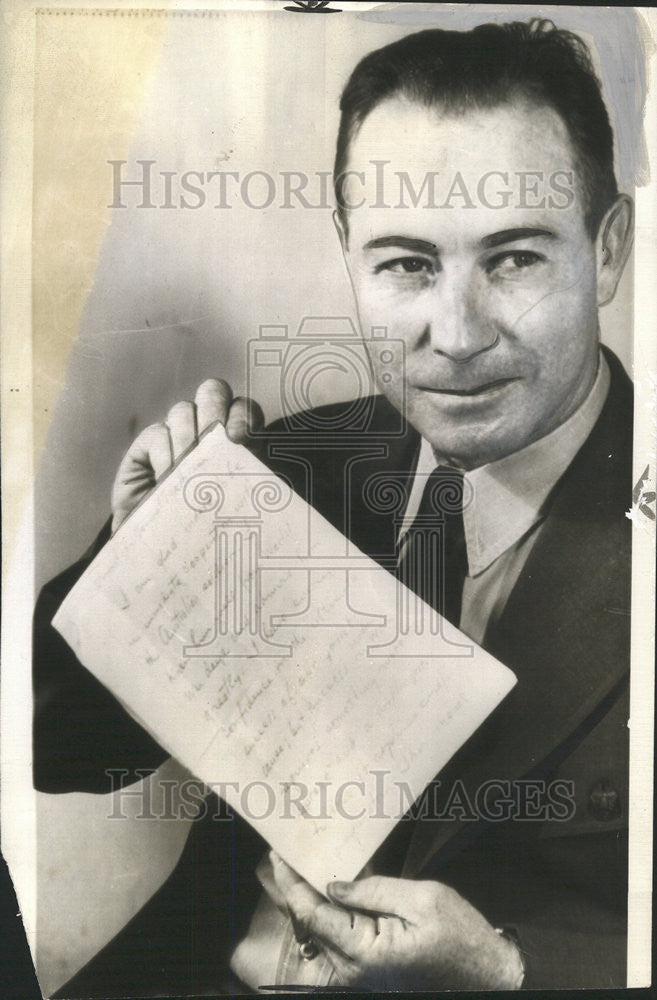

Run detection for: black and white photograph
[[1, 2, 655, 996]]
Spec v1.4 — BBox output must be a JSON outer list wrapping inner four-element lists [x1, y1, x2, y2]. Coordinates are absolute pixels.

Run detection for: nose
[[428, 270, 498, 363]]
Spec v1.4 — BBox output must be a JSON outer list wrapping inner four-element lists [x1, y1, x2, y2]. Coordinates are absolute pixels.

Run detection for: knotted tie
[[397, 465, 468, 627]]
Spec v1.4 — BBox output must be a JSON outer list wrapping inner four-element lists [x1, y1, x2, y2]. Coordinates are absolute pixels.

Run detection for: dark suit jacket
[[33, 348, 632, 993]]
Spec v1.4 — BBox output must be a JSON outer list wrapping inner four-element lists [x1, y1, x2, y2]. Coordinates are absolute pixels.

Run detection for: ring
[[298, 937, 319, 961]]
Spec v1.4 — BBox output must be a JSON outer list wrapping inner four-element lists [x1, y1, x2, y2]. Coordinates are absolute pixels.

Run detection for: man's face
[[339, 98, 603, 469]]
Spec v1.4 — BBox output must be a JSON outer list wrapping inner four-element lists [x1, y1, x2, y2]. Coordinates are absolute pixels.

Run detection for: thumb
[[327, 875, 412, 919], [226, 396, 265, 445], [270, 852, 325, 919]]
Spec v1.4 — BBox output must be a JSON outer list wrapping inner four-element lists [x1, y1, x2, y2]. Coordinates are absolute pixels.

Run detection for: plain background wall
[[30, 5, 646, 993]]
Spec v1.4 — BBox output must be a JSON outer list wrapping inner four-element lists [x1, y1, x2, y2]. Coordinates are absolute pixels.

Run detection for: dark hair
[[334, 20, 618, 238]]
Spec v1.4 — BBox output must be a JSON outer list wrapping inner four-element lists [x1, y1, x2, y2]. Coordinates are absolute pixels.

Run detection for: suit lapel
[[264, 395, 419, 568], [342, 402, 420, 567], [402, 353, 633, 877]]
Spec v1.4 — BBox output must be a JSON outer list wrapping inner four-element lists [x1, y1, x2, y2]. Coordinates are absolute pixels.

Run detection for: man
[[34, 20, 634, 992]]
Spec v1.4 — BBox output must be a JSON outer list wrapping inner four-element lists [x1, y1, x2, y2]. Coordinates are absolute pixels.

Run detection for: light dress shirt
[[230, 351, 611, 992]]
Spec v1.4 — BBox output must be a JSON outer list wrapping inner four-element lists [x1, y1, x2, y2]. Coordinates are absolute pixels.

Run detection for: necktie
[[397, 466, 468, 627]]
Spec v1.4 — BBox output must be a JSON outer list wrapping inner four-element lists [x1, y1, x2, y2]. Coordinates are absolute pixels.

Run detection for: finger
[[126, 423, 173, 482], [316, 906, 381, 960], [225, 396, 265, 444], [327, 876, 418, 922], [270, 853, 325, 914], [111, 423, 173, 532], [271, 856, 381, 962], [271, 858, 376, 955], [194, 378, 233, 434], [165, 401, 197, 461], [320, 941, 360, 987], [270, 854, 349, 945]]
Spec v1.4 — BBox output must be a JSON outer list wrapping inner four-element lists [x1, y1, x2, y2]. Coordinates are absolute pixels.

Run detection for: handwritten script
[[53, 424, 516, 892]]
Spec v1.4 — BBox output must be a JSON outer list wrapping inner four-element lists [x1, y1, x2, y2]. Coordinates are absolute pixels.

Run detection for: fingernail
[[327, 881, 347, 900], [270, 850, 282, 867]]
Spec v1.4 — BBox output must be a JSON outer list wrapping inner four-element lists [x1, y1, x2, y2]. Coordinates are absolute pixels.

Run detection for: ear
[[596, 194, 634, 307]]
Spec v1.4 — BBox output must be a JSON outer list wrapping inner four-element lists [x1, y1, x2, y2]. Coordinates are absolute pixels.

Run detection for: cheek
[[366, 344, 403, 395], [489, 248, 596, 323], [353, 274, 391, 317], [494, 273, 597, 366], [353, 278, 429, 344]]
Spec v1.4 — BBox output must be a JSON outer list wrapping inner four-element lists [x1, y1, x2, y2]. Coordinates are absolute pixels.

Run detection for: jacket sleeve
[[33, 521, 169, 794]]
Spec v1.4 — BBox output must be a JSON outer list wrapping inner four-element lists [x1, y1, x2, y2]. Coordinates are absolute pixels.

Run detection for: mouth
[[415, 377, 519, 397]]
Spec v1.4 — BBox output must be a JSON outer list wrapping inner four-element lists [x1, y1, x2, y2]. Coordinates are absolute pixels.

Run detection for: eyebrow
[[480, 227, 556, 249], [363, 228, 557, 255], [363, 236, 438, 254]]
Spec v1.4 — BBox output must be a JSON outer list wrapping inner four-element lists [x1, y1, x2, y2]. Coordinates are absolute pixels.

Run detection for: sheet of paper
[[53, 424, 516, 893]]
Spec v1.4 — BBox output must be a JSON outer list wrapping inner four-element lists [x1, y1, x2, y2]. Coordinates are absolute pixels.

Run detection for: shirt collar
[[400, 351, 611, 577]]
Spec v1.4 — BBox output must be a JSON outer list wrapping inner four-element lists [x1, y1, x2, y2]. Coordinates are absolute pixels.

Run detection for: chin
[[421, 427, 520, 470]]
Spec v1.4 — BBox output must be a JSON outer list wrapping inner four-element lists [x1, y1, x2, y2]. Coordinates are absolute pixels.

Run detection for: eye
[[486, 250, 544, 276], [375, 257, 435, 276]]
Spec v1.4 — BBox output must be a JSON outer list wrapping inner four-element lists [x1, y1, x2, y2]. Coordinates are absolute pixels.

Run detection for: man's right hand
[[111, 378, 264, 533]]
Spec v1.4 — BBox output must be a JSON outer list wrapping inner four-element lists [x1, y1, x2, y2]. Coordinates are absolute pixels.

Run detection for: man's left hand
[[270, 852, 524, 990]]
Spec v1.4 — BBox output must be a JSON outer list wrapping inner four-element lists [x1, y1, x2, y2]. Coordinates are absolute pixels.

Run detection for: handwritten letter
[[53, 424, 516, 892]]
